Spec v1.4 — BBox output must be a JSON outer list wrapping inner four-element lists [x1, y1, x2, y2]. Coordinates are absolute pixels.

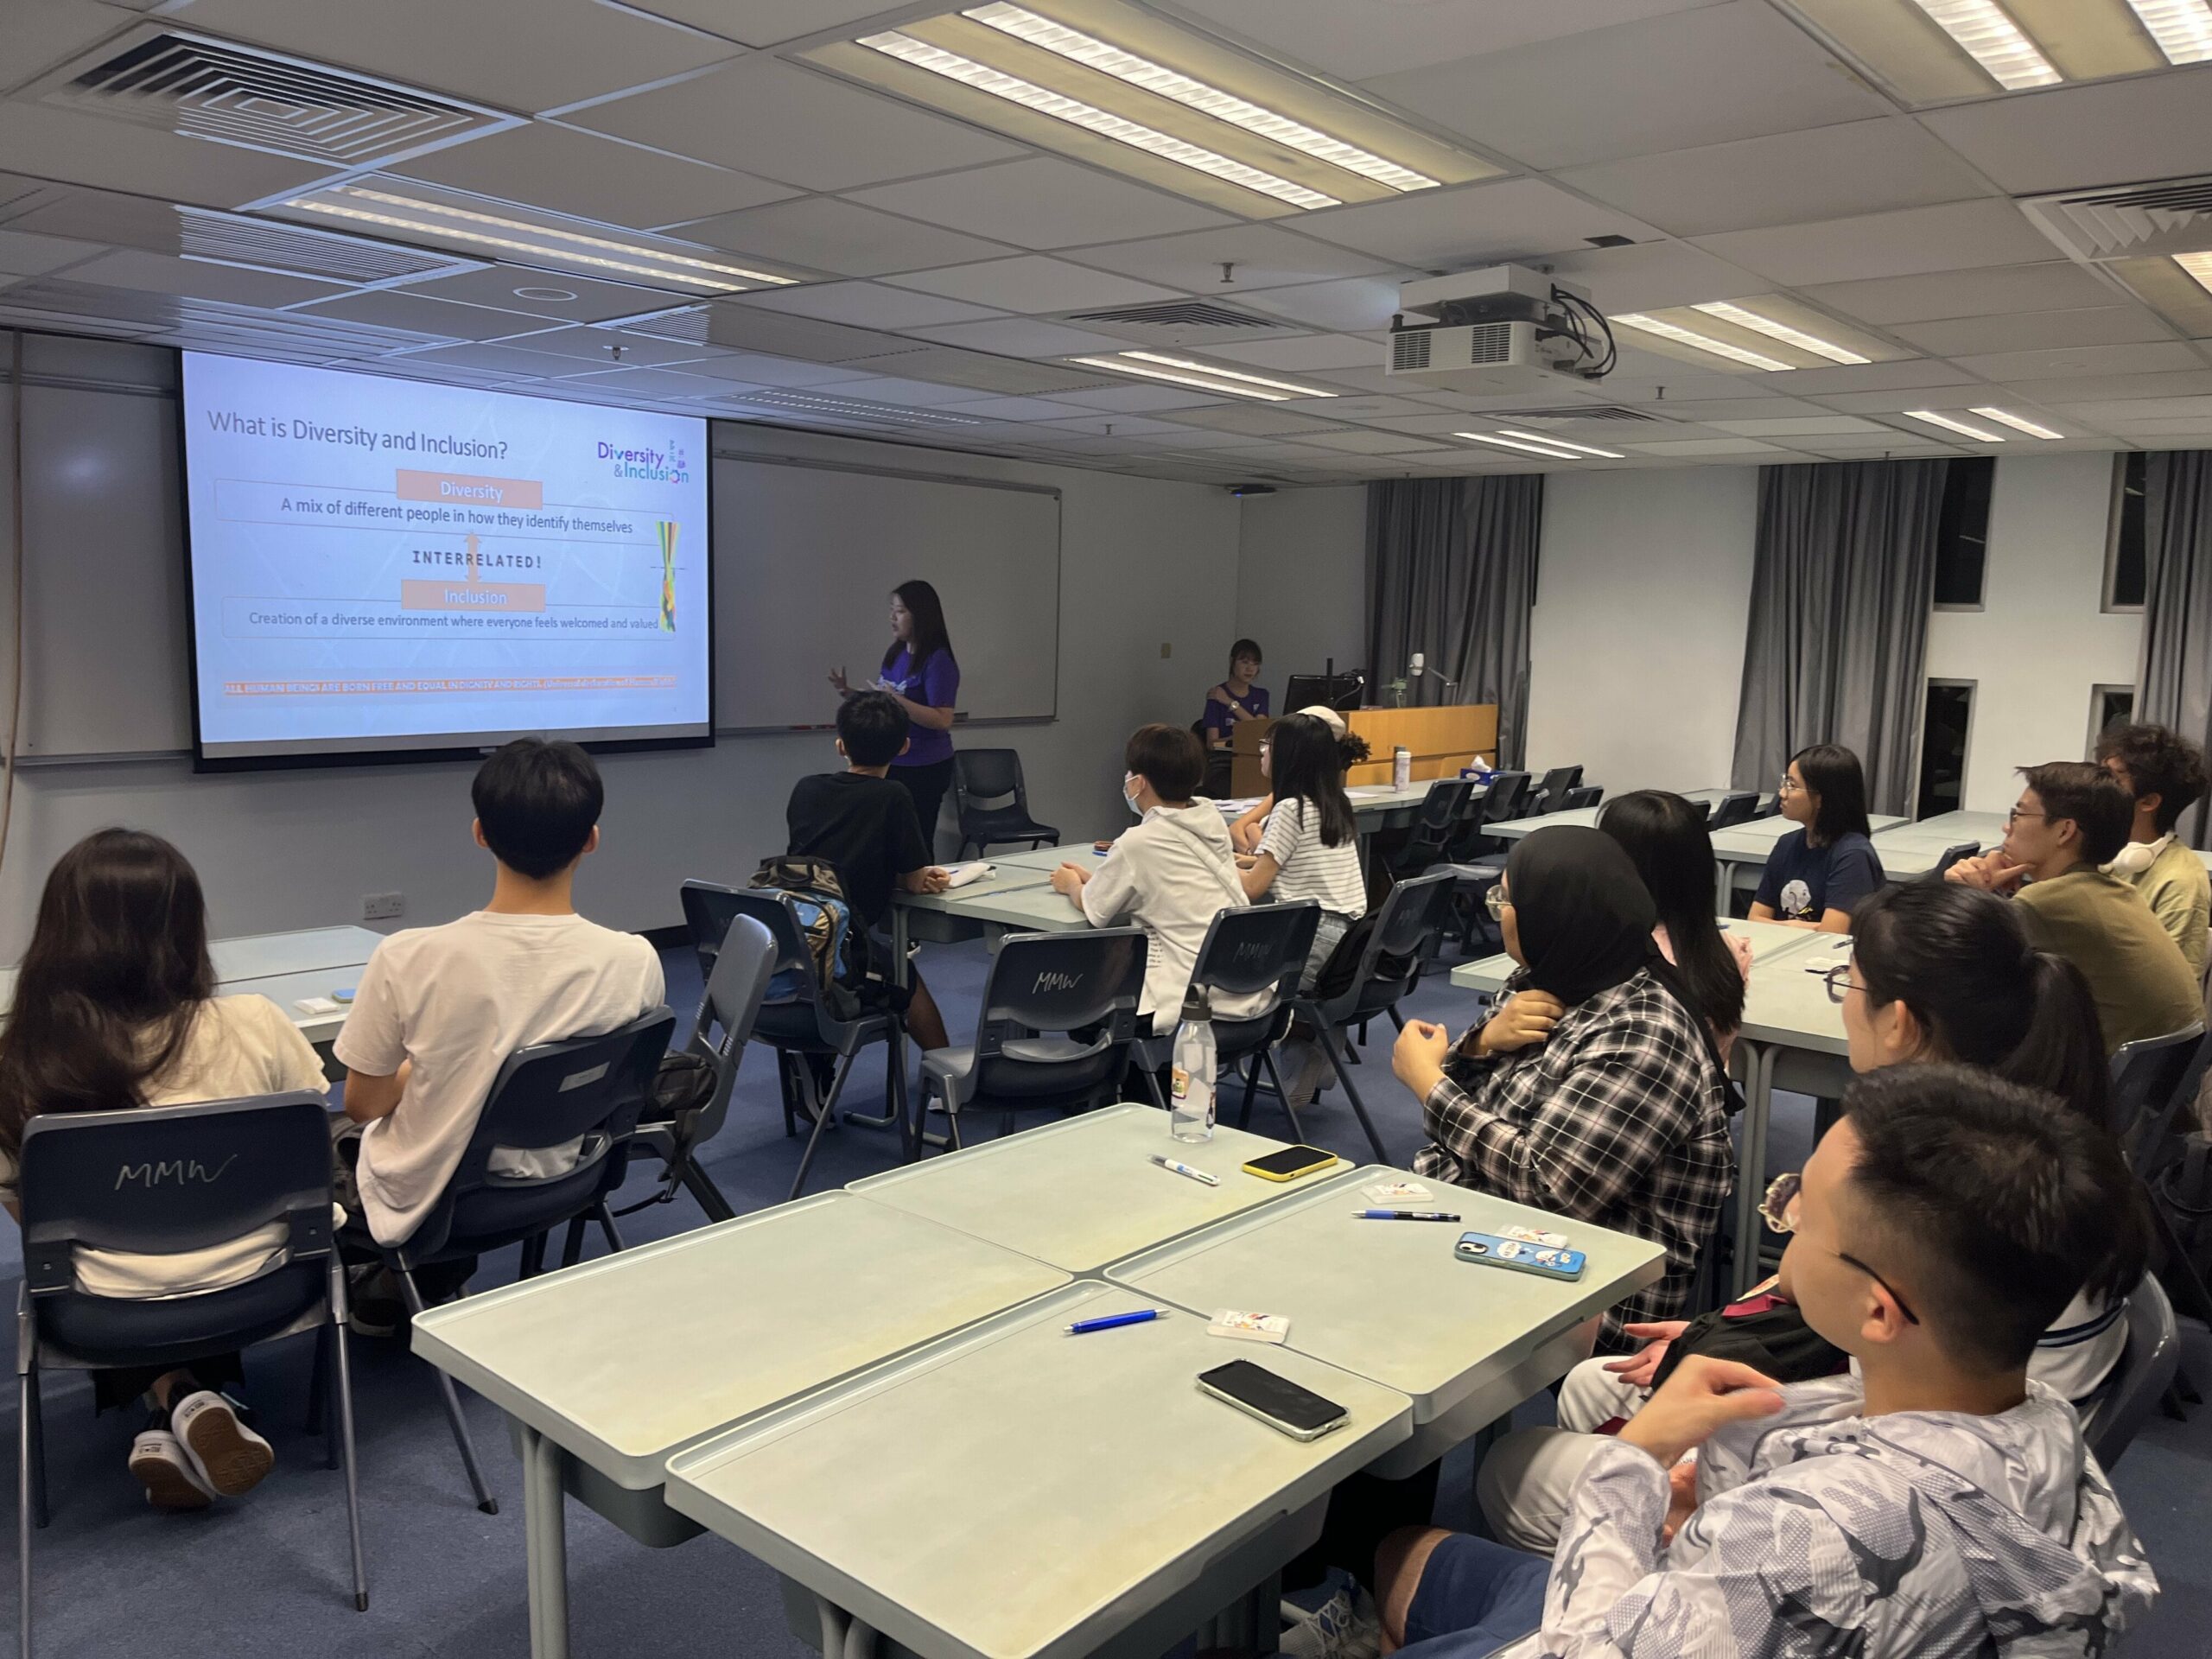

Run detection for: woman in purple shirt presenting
[[830, 580, 960, 850], [1202, 638, 1268, 750]]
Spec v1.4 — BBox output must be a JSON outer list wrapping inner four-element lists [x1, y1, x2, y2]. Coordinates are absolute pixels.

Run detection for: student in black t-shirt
[[785, 691, 952, 1049], [1750, 742, 1885, 933]]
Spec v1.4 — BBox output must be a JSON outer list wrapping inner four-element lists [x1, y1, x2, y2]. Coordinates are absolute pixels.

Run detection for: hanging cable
[[0, 329, 22, 884]]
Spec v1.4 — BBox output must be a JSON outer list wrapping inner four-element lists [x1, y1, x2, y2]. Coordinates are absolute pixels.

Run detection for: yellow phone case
[[1241, 1149, 1340, 1183]]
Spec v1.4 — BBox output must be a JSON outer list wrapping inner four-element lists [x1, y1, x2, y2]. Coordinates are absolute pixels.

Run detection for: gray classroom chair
[[1926, 842, 1980, 881], [2082, 1275, 2181, 1471], [1707, 791, 1760, 830], [952, 748, 1060, 860], [1383, 777, 1477, 880], [1530, 766, 1582, 814], [1131, 901, 1322, 1142], [340, 1009, 673, 1515], [1559, 784, 1605, 811], [2108, 1024, 2208, 1149], [625, 913, 776, 1224], [920, 927, 1148, 1148], [17, 1092, 366, 1655]]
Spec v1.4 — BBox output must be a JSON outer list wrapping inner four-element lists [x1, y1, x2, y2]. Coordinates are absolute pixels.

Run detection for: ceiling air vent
[[176, 207, 476, 287], [708, 388, 986, 429], [25, 27, 515, 169], [1058, 299, 1293, 348], [2022, 175, 2212, 260]]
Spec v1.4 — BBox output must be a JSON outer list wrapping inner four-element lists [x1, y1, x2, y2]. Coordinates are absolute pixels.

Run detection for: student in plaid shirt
[[1392, 827, 1732, 1346]]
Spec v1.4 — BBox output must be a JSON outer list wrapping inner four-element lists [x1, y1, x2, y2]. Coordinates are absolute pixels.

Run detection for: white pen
[[1150, 1154, 1220, 1187]]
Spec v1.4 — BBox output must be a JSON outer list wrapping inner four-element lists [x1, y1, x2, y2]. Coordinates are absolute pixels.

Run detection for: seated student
[[2095, 721, 2210, 976], [1598, 791, 1750, 1063], [1749, 742, 1884, 932], [336, 740, 664, 1319], [1372, 1065, 2159, 1659], [1389, 827, 1732, 1344], [0, 830, 328, 1510], [1948, 760, 2200, 1052], [1051, 724, 1266, 1031], [1230, 705, 1369, 853], [1475, 880, 2129, 1556], [1202, 638, 1268, 751], [785, 690, 952, 1051]]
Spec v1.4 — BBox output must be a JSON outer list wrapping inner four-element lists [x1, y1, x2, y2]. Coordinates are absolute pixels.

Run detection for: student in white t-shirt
[[1235, 711, 1368, 983], [1050, 724, 1264, 1032], [0, 830, 328, 1510], [336, 740, 663, 1328]]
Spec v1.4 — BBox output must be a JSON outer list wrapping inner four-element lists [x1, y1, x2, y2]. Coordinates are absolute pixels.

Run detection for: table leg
[[519, 1422, 569, 1659], [891, 905, 912, 991], [1732, 1045, 1774, 1298], [842, 1614, 879, 1659]]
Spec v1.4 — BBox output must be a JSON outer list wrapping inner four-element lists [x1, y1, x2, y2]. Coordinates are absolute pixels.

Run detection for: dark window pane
[[1916, 683, 1974, 820], [2111, 452, 2146, 609], [1933, 457, 1993, 607], [2100, 688, 2134, 738]]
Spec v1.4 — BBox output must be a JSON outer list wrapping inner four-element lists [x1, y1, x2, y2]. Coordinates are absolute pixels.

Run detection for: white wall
[[0, 338, 1241, 958], [1924, 452, 2142, 811], [1525, 468, 1760, 793], [1235, 486, 1367, 683]]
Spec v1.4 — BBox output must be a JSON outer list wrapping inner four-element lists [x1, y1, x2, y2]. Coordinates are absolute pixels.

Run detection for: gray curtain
[[1730, 459, 1948, 816], [2136, 450, 2212, 849], [1365, 475, 1542, 766]]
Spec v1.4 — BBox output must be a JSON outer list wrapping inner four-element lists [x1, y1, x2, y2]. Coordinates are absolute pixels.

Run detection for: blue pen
[[1064, 1308, 1166, 1336], [1352, 1210, 1462, 1223]]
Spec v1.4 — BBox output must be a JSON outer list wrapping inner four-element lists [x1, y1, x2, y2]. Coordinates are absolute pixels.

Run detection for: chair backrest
[[1479, 770, 1532, 824], [2082, 1274, 2179, 1471], [1395, 778, 1475, 870], [955, 747, 1025, 809], [1707, 791, 1759, 830], [1689, 798, 1713, 824], [1754, 793, 1783, 818], [682, 915, 778, 1146], [1929, 842, 1979, 880], [20, 1091, 335, 1295], [1191, 900, 1321, 1011], [1560, 785, 1604, 810], [969, 928, 1148, 1105], [1309, 868, 1459, 1024], [1532, 765, 1582, 812], [2107, 1022, 2205, 1144], [680, 876, 746, 984], [405, 1008, 676, 1262]]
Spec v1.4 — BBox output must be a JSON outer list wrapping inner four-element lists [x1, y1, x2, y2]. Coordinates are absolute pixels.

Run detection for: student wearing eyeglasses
[[1747, 743, 1884, 933], [1947, 760, 2198, 1052]]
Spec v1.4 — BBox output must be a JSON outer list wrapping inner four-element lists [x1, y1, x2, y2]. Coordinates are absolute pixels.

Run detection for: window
[[2105, 453, 2146, 612], [1916, 680, 1975, 820], [1932, 456, 1993, 608], [2088, 683, 2135, 754]]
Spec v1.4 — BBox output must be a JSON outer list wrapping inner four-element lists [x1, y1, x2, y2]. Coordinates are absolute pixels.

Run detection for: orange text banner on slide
[[394, 470, 544, 510], [1344, 705, 1499, 785]]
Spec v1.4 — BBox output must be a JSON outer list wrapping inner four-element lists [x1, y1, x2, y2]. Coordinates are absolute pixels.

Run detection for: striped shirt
[[1258, 797, 1366, 919]]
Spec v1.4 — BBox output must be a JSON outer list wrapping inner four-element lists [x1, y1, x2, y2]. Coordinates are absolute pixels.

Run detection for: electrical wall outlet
[[362, 892, 404, 921], [1160, 641, 1172, 658]]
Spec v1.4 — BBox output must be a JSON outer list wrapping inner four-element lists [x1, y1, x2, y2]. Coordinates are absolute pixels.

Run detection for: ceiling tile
[[1993, 369, 2212, 403], [1626, 436, 1790, 454], [1048, 384, 1231, 411], [616, 0, 905, 48], [1240, 276, 1405, 333], [566, 56, 1023, 190], [1889, 306, 2177, 358], [2047, 396, 2212, 422], [1364, 1, 1888, 170], [387, 265, 683, 323], [68, 248, 345, 310], [933, 394, 1110, 421], [1703, 415, 1888, 435], [1297, 429, 1454, 454], [1948, 342, 2208, 382], [844, 158, 1233, 251], [1535, 240, 1770, 312], [897, 318, 1136, 356], [1691, 200, 2058, 287], [1797, 263, 2122, 327], [1636, 397, 1834, 420], [289, 289, 548, 341], [5, 0, 136, 83], [1205, 334, 1383, 371], [172, 0, 741, 113], [1163, 404, 1352, 435], [671, 352, 876, 386], [886, 257, 1181, 314], [1807, 385, 2001, 412], [396, 122, 796, 232], [1172, 0, 1721, 81], [0, 228, 102, 279], [665, 196, 1012, 279], [551, 365, 733, 397], [736, 280, 1006, 329], [0, 105, 326, 213], [1751, 358, 1983, 394], [1065, 224, 1401, 293], [1553, 119, 1992, 238], [1916, 66, 2212, 195], [1296, 177, 1661, 270], [382, 340, 581, 376], [484, 325, 721, 368]]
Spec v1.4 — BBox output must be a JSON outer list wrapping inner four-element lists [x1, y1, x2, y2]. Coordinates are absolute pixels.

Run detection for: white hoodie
[[1077, 801, 1262, 1026]]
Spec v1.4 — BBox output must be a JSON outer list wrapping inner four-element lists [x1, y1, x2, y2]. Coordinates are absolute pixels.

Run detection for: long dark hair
[[1850, 881, 2139, 1302], [882, 579, 952, 672], [1599, 791, 1744, 1035], [1268, 713, 1357, 849], [0, 830, 216, 1159], [1792, 743, 1872, 843]]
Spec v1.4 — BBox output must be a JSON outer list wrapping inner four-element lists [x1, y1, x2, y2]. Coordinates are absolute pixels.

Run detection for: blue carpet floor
[[2, 934, 2206, 1657]]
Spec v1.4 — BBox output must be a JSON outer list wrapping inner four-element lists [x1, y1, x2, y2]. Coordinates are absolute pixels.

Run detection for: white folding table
[[1731, 931, 1855, 1293]]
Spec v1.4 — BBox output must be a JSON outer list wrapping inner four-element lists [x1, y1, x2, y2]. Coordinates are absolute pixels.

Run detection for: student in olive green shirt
[[1948, 760, 2201, 1052], [2095, 722, 2210, 978]]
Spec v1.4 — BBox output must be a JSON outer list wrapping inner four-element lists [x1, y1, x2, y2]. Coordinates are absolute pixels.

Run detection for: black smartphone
[[1195, 1359, 1347, 1440], [1241, 1144, 1340, 1183]]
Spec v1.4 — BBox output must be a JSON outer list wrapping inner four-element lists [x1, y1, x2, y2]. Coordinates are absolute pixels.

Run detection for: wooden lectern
[[1229, 715, 1275, 798], [1344, 705, 1500, 786]]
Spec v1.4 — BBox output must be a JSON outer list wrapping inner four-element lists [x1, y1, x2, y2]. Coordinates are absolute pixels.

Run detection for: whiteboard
[[711, 453, 1060, 731]]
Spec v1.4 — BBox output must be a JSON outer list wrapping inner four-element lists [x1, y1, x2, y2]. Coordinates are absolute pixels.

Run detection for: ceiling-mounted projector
[[1383, 265, 1615, 397]]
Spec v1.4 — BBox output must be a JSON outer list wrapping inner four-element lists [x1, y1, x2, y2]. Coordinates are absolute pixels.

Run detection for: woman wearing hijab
[[1390, 826, 1734, 1342]]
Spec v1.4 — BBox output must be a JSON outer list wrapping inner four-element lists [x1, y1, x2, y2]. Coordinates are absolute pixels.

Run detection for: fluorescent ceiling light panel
[[855, 29, 1339, 209], [1611, 314, 1792, 372], [962, 3, 1438, 193], [2177, 251, 2212, 296], [1453, 431, 1589, 461], [2125, 0, 2212, 62], [1067, 352, 1336, 400], [283, 185, 795, 292], [1968, 406, 2063, 438], [1688, 301, 1870, 365], [1117, 350, 1336, 397], [1907, 0, 2063, 88], [1494, 429, 1623, 458], [1904, 410, 2007, 440]]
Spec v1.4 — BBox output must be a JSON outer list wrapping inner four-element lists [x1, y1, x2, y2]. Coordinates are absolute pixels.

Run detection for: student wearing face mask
[[2094, 722, 2209, 976], [1051, 724, 1266, 1033]]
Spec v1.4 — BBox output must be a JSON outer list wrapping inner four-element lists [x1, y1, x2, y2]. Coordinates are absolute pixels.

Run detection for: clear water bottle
[[1393, 745, 1413, 789], [1169, 986, 1217, 1142]]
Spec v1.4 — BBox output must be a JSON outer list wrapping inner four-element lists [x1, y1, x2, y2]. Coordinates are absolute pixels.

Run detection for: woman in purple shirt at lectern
[[829, 579, 961, 849]]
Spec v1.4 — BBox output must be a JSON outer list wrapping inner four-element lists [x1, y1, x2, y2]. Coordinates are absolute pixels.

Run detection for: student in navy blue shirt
[[830, 580, 960, 856], [1751, 743, 1885, 933]]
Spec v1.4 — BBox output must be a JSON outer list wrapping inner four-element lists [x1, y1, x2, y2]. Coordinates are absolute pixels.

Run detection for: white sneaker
[[1281, 1586, 1383, 1659], [128, 1427, 214, 1511], [1279, 1041, 1332, 1114], [170, 1389, 275, 1498]]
